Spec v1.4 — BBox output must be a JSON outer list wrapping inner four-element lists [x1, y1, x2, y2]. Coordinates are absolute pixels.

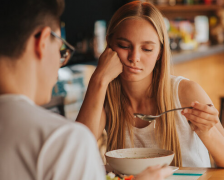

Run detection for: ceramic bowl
[[105, 148, 174, 175]]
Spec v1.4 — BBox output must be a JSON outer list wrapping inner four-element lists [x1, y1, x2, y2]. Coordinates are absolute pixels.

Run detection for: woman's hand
[[92, 47, 123, 85], [181, 101, 219, 136], [135, 165, 173, 180]]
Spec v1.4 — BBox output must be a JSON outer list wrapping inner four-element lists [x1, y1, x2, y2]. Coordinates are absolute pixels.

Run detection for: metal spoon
[[134, 104, 213, 122]]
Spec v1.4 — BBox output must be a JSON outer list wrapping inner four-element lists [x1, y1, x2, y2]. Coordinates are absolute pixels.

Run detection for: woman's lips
[[123, 64, 142, 73]]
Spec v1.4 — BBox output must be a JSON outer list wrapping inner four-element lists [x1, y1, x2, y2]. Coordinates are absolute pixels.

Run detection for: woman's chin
[[120, 73, 143, 82]]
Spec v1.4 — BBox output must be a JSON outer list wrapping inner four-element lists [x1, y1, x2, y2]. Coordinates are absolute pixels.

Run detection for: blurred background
[[43, 0, 224, 164]]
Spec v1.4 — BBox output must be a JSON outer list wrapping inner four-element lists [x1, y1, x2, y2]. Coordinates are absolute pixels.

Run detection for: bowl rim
[[105, 148, 174, 159]]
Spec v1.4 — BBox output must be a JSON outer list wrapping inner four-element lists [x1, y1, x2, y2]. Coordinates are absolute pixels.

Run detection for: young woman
[[77, 1, 224, 168]]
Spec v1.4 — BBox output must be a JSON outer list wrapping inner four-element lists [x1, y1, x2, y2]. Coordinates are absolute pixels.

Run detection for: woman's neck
[[120, 75, 154, 112]]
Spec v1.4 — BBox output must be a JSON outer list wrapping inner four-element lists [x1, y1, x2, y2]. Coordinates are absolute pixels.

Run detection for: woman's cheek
[[114, 48, 128, 62], [146, 52, 159, 62]]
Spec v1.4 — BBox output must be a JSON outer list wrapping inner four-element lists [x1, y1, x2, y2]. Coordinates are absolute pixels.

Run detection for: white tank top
[[125, 75, 211, 167]]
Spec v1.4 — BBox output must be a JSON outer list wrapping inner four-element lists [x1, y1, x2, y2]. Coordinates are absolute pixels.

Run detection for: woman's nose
[[128, 49, 140, 63]]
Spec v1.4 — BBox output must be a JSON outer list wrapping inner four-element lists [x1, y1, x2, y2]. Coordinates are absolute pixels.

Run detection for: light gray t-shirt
[[0, 94, 105, 180]]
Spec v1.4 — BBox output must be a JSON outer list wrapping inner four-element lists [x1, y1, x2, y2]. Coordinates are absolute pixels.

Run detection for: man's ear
[[35, 27, 51, 59]]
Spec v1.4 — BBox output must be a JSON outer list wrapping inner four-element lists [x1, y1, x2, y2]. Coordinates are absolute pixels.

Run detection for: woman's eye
[[118, 44, 129, 49], [143, 48, 153, 52]]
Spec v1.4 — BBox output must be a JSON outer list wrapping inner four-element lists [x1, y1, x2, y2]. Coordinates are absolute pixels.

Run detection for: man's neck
[[0, 56, 36, 102]]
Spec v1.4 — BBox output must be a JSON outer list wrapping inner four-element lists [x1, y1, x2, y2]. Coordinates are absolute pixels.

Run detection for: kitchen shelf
[[155, 4, 224, 18], [156, 5, 223, 12], [172, 44, 224, 64]]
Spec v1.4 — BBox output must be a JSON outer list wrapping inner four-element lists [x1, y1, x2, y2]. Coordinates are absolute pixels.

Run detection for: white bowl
[[105, 148, 174, 175]]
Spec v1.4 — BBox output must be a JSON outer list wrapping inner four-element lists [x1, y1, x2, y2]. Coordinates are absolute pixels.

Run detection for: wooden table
[[105, 165, 224, 180], [179, 167, 224, 180]]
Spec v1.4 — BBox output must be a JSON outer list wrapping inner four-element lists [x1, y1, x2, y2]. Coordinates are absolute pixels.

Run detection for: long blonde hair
[[105, 1, 182, 167]]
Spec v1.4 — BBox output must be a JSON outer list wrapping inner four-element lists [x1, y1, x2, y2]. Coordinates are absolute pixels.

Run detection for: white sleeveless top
[[125, 76, 211, 167]]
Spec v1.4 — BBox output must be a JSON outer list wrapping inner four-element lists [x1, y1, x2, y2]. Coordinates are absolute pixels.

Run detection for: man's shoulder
[[46, 122, 96, 146], [24, 102, 96, 144], [21, 101, 69, 127], [37, 122, 104, 180], [0, 95, 71, 139]]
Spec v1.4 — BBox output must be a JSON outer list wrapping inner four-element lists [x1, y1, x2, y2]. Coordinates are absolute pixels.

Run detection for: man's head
[[0, 0, 65, 59], [0, 0, 65, 105]]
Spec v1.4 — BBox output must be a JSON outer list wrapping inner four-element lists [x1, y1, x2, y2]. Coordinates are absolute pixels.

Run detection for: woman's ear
[[34, 27, 51, 60]]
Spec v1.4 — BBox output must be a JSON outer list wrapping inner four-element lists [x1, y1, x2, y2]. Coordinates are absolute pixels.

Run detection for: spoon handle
[[160, 103, 213, 116], [160, 107, 193, 116]]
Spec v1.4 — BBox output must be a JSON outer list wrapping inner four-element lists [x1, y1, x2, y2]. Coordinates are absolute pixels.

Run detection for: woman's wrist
[[90, 71, 110, 88], [196, 126, 215, 141]]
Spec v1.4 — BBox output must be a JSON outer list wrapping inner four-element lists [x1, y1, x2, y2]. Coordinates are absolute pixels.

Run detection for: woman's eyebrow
[[116, 37, 156, 44], [116, 37, 131, 42]]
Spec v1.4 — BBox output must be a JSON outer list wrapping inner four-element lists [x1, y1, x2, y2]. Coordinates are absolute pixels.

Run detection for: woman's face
[[110, 18, 161, 82]]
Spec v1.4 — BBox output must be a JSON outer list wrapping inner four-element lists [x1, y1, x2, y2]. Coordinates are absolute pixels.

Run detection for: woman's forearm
[[76, 73, 108, 139], [198, 126, 224, 167], [76, 47, 123, 139]]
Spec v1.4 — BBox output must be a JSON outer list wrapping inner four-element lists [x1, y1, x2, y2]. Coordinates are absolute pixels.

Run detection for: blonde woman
[[77, 1, 224, 168]]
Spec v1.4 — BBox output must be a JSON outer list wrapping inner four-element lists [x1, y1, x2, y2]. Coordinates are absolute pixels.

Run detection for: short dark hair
[[0, 0, 65, 59]]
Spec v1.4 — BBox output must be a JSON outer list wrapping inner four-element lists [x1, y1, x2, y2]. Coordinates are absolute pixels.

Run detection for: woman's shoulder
[[170, 75, 199, 92], [170, 75, 188, 82], [178, 77, 211, 107]]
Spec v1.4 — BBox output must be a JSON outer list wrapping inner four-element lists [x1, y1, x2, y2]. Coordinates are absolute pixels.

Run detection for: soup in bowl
[[105, 148, 174, 175]]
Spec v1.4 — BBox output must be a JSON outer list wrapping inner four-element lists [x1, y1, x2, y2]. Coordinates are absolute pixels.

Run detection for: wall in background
[[61, 0, 126, 46]]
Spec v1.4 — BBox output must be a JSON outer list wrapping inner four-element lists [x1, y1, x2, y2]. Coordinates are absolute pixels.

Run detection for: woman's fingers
[[181, 102, 220, 133], [183, 113, 217, 128], [97, 47, 123, 81], [191, 101, 218, 115], [182, 101, 219, 125], [182, 108, 219, 125]]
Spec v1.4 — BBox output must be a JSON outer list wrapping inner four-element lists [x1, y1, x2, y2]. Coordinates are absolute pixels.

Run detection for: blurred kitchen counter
[[172, 44, 224, 64]]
